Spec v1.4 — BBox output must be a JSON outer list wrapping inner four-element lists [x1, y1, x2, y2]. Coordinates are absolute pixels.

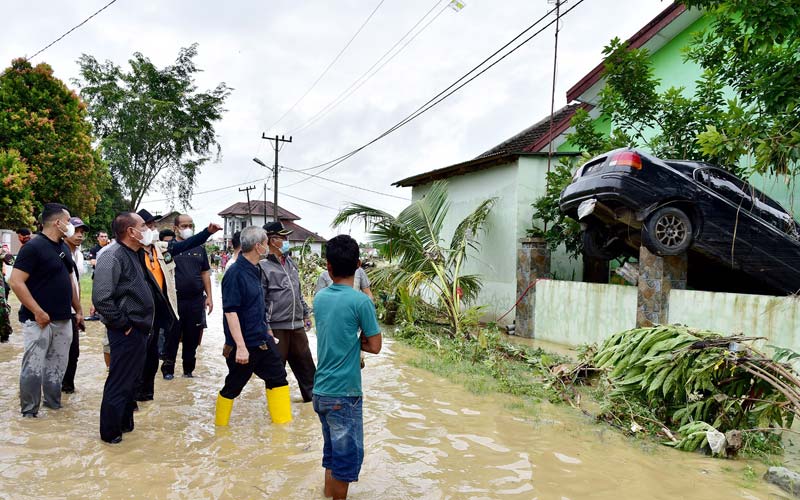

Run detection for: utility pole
[[238, 185, 256, 226], [261, 133, 292, 222]]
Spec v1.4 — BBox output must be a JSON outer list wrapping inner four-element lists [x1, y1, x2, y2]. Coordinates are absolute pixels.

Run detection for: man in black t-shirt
[[161, 214, 213, 379], [9, 203, 83, 418]]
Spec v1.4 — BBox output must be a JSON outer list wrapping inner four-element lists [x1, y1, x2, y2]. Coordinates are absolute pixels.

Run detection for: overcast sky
[[3, 0, 670, 241]]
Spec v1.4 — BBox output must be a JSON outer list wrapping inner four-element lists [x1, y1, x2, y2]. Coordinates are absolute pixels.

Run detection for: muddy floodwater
[[0, 278, 790, 499]]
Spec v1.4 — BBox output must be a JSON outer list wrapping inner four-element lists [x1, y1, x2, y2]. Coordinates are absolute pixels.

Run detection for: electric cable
[[289, 0, 448, 139], [265, 0, 387, 131], [28, 0, 119, 61], [284, 0, 584, 189], [280, 165, 410, 200]]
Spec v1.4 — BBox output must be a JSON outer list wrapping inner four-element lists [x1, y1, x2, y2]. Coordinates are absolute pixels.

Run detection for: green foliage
[[0, 149, 36, 227], [570, 38, 732, 167], [293, 237, 326, 303], [0, 58, 109, 217], [594, 325, 799, 456], [681, 0, 800, 177], [87, 176, 128, 235], [529, 157, 582, 259], [393, 322, 567, 402], [333, 180, 496, 337], [75, 44, 231, 210]]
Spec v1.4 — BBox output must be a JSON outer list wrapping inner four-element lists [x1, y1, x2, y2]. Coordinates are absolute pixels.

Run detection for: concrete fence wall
[[533, 280, 638, 346], [669, 290, 800, 352], [531, 280, 800, 353]]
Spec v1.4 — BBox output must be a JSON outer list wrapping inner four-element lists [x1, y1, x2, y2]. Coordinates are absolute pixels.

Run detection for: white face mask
[[138, 228, 154, 246], [61, 221, 75, 238], [180, 228, 194, 239]]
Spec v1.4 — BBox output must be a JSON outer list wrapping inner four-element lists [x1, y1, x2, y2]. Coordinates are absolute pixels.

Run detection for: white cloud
[[2, 0, 671, 241]]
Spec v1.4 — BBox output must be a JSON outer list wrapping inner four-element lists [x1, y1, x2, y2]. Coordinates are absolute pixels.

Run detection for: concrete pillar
[[516, 237, 551, 338], [636, 245, 687, 327]]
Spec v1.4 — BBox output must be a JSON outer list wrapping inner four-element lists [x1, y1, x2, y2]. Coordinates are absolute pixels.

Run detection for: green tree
[[88, 177, 129, 236], [0, 58, 109, 218], [333, 181, 496, 337], [532, 1, 800, 254], [0, 149, 36, 227], [75, 44, 231, 210], [682, 0, 800, 175]]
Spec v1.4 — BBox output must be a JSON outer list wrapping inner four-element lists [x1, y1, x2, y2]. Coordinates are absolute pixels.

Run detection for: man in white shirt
[[62, 217, 88, 393]]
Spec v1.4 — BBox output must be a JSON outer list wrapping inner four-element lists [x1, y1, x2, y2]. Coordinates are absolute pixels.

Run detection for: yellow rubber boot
[[266, 386, 293, 424], [215, 394, 234, 426]]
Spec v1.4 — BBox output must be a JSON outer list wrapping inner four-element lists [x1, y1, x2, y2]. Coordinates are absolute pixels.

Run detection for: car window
[[695, 168, 753, 209], [748, 186, 799, 236]]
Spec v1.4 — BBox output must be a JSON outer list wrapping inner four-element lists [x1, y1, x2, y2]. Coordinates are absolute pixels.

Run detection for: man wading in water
[[259, 221, 316, 402], [312, 235, 382, 499], [215, 225, 292, 425], [9, 203, 83, 418]]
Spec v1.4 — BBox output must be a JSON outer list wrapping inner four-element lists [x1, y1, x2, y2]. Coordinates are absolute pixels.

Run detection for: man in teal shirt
[[312, 235, 381, 500]]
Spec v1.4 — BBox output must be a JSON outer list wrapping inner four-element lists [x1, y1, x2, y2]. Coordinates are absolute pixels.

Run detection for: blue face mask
[[280, 240, 291, 254]]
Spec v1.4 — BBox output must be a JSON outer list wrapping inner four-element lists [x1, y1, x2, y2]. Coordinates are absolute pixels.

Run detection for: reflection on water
[[0, 279, 789, 499]]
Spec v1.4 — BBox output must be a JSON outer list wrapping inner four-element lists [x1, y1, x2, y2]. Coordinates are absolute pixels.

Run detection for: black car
[[559, 148, 800, 295]]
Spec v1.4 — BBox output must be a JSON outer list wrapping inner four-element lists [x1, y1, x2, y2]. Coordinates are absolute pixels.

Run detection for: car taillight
[[609, 151, 642, 170]]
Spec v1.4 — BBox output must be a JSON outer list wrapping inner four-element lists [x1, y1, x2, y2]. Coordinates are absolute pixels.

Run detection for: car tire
[[581, 225, 620, 260], [642, 206, 693, 256]]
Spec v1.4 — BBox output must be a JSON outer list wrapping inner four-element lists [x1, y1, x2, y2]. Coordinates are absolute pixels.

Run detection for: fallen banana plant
[[593, 325, 800, 456]]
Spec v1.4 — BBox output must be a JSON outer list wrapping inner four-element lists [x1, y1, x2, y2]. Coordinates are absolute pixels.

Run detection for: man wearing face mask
[[9, 203, 83, 418], [135, 209, 221, 399], [259, 221, 316, 403], [61, 217, 89, 393], [93, 212, 170, 443], [161, 213, 214, 379]]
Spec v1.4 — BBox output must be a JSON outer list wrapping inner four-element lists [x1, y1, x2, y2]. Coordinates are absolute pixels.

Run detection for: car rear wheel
[[642, 206, 692, 256], [581, 225, 620, 260]]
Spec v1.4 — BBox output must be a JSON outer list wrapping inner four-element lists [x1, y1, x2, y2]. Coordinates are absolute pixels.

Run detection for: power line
[[289, 0, 449, 139], [27, 0, 119, 61], [280, 165, 410, 200], [265, 0, 387, 131], [284, 0, 583, 189]]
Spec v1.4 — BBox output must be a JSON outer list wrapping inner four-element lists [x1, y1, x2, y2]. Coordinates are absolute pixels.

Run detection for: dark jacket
[[92, 242, 159, 333], [258, 254, 309, 330]]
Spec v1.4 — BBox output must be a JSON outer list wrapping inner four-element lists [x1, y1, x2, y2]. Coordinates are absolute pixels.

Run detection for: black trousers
[[272, 328, 317, 402], [136, 325, 163, 399], [100, 328, 147, 442], [61, 315, 80, 390], [162, 296, 205, 376], [219, 336, 288, 399]]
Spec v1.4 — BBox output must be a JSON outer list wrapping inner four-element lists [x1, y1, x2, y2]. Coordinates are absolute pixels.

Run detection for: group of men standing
[[6, 204, 383, 498], [6, 204, 219, 444]]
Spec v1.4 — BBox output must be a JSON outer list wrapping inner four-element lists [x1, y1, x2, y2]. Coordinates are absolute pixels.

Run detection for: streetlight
[[252, 157, 275, 225]]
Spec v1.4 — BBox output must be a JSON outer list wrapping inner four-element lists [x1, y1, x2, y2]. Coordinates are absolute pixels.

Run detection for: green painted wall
[[531, 283, 800, 353], [647, 16, 711, 94], [517, 156, 583, 281], [533, 280, 638, 346], [412, 161, 521, 322], [670, 290, 800, 352], [409, 155, 583, 323]]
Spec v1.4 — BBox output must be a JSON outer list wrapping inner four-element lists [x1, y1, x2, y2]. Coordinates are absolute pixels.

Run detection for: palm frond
[[331, 203, 395, 230], [449, 197, 497, 267]]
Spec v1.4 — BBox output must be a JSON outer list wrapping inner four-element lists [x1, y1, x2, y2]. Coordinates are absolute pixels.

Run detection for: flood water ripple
[[0, 279, 790, 499]]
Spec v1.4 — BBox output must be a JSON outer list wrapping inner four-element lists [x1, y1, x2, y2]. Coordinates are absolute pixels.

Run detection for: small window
[[696, 169, 753, 209]]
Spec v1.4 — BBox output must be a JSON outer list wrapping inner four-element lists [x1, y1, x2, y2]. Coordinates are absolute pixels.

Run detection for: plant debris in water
[[593, 325, 800, 458]]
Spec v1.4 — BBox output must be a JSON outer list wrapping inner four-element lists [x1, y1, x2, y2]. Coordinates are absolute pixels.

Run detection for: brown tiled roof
[[473, 104, 583, 160], [284, 220, 326, 243], [218, 200, 300, 220]]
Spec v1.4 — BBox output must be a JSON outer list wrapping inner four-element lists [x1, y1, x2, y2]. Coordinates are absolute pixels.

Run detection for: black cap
[[137, 209, 156, 224], [263, 221, 292, 236]]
